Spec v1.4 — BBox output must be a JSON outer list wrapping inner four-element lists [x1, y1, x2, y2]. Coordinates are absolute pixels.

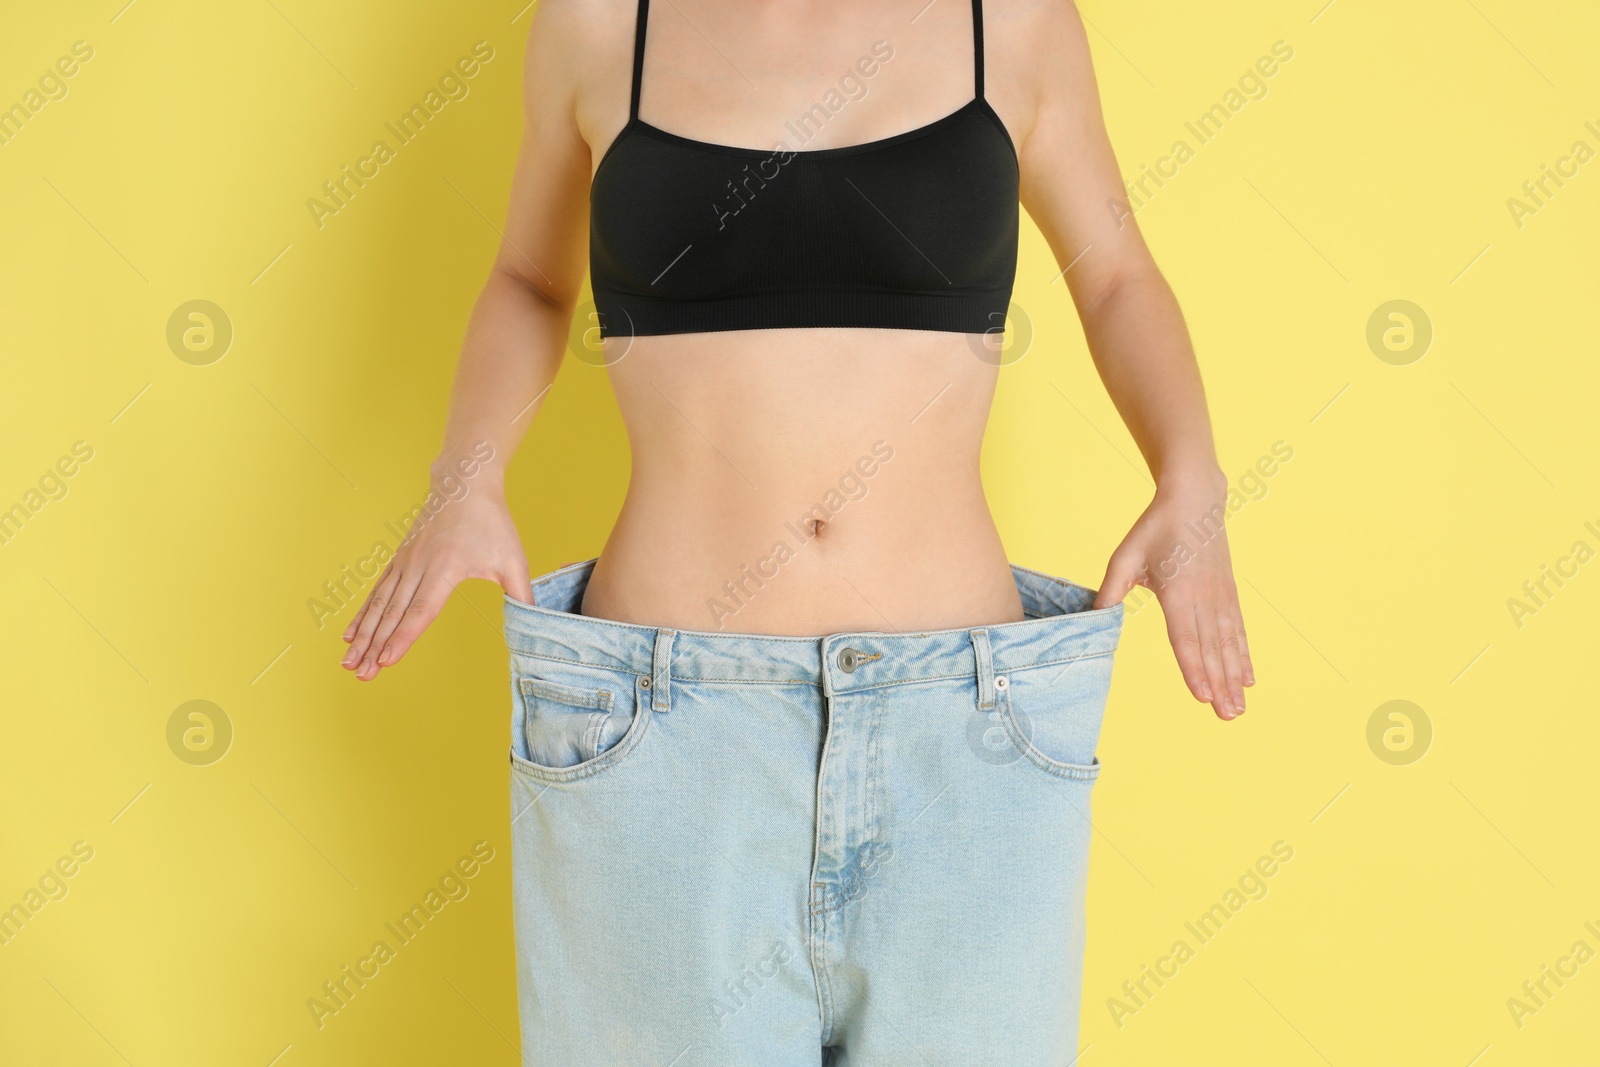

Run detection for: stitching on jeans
[[814, 842, 895, 912], [997, 687, 1103, 781], [508, 652, 1116, 690], [506, 585, 1120, 643], [813, 688, 892, 914], [507, 696, 652, 784], [811, 891, 835, 1044], [865, 687, 885, 858], [787, 652, 1118, 696], [815, 700, 890, 910], [519, 677, 614, 710], [813, 850, 877, 911], [1000, 652, 1117, 680], [807, 693, 836, 1045], [506, 595, 829, 643]]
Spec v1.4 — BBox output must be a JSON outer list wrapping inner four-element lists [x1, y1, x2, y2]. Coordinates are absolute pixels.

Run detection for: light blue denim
[[503, 559, 1123, 1065]]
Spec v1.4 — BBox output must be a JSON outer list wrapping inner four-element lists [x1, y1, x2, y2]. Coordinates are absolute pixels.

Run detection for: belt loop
[[650, 628, 675, 713], [970, 628, 995, 710]]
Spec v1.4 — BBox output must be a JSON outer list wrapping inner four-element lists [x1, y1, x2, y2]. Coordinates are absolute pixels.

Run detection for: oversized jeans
[[503, 559, 1122, 1065]]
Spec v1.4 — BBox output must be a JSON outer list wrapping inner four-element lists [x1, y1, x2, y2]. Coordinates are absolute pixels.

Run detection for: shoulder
[[982, 0, 1088, 41], [525, 0, 637, 41], [521, 0, 638, 81], [982, 0, 1091, 78], [980, 0, 1096, 150], [519, 0, 640, 136]]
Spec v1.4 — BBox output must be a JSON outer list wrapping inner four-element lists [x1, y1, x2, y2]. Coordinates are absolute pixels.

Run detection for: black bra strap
[[629, 0, 650, 121], [966, 0, 979, 99]]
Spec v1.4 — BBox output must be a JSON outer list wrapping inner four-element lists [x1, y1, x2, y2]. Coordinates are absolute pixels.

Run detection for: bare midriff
[[577, 327, 1024, 636]]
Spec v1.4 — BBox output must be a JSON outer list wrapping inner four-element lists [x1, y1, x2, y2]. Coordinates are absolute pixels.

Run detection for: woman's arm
[[342, 2, 601, 681], [1011, 0, 1253, 719]]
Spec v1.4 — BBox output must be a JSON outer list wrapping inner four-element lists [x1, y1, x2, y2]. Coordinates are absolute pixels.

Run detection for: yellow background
[[2, 0, 1596, 1064]]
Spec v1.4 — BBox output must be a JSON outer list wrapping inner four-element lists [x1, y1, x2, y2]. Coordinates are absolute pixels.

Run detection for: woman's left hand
[[1093, 473, 1254, 720]]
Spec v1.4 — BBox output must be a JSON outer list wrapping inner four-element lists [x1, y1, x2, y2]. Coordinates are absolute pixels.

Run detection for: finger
[[1093, 547, 1146, 609], [1216, 608, 1248, 715], [375, 570, 456, 667], [358, 564, 426, 680], [344, 565, 400, 668], [1229, 594, 1255, 687], [1163, 596, 1212, 705], [502, 556, 534, 606], [1193, 603, 1235, 720], [343, 562, 394, 643]]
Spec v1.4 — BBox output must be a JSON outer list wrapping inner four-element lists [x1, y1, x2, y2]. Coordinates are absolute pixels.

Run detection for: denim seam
[[866, 687, 885, 855], [1008, 562, 1100, 597], [1000, 650, 1117, 678], [583, 711, 606, 760], [507, 695, 652, 784], [511, 651, 821, 686], [508, 653, 1114, 693], [809, 692, 838, 1045], [811, 862, 862, 912], [813, 841, 890, 912], [997, 689, 1103, 782], [813, 689, 890, 913], [506, 585, 1122, 642], [811, 906, 835, 1045], [806, 652, 1117, 696], [507, 593, 829, 643], [512, 653, 639, 684], [519, 677, 614, 710]]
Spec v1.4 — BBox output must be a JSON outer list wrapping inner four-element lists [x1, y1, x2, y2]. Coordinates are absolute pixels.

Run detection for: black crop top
[[589, 0, 1019, 337]]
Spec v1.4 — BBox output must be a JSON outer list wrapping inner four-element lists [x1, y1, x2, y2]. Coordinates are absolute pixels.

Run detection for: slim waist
[[502, 559, 1122, 698]]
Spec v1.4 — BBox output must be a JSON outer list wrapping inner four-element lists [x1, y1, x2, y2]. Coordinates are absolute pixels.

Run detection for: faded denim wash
[[503, 558, 1122, 1065]]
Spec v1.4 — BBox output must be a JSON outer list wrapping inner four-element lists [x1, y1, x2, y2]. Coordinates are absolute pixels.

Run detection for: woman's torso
[[575, 0, 1027, 635]]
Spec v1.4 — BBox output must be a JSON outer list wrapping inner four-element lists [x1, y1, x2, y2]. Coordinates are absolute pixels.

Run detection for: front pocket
[[995, 654, 1114, 781], [508, 664, 653, 784], [519, 676, 628, 770]]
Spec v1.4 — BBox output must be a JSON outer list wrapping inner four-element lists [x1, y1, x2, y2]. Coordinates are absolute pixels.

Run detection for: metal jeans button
[[837, 647, 861, 672]]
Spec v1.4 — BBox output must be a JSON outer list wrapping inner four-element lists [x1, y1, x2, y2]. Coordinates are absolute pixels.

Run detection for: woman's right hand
[[341, 479, 532, 681]]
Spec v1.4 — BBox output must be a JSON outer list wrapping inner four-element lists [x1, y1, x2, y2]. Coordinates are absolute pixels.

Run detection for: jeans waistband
[[502, 559, 1123, 700]]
